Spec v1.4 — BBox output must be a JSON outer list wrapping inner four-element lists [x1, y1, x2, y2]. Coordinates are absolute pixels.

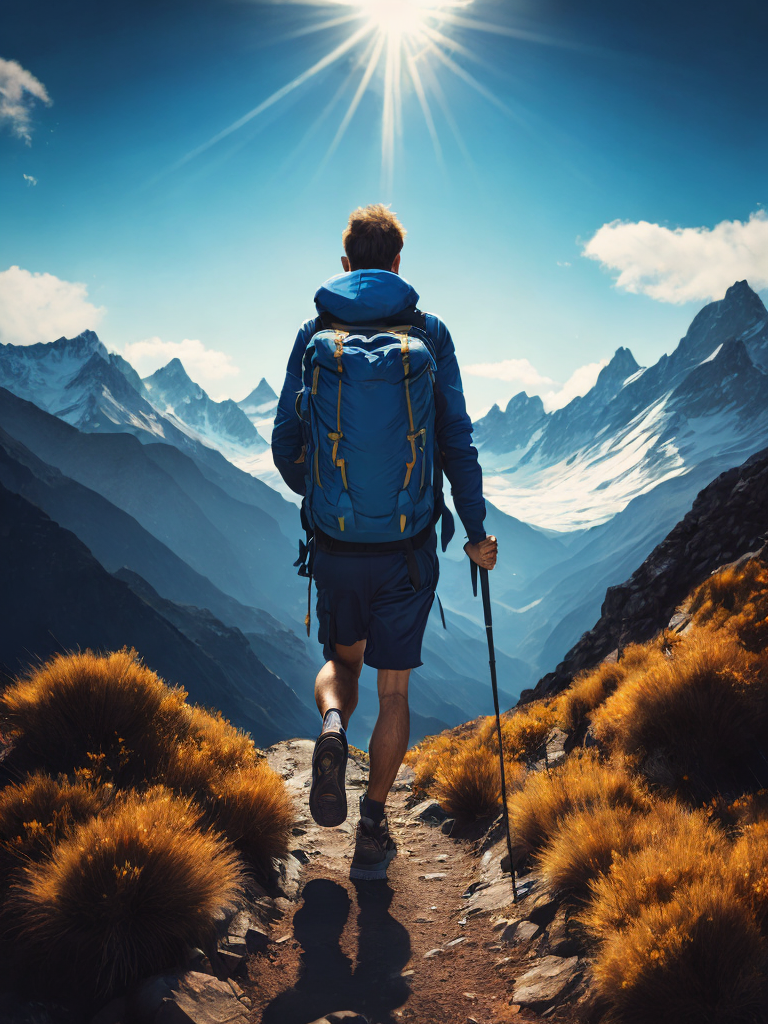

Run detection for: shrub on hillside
[[580, 803, 727, 936], [200, 763, 294, 875], [404, 733, 458, 798], [497, 699, 563, 761], [434, 743, 525, 821], [690, 558, 768, 652], [537, 803, 644, 901], [8, 789, 242, 998], [590, 879, 768, 1024], [0, 773, 108, 885], [561, 644, 665, 732], [507, 750, 648, 863], [591, 629, 768, 799], [730, 820, 768, 929], [0, 649, 189, 786]]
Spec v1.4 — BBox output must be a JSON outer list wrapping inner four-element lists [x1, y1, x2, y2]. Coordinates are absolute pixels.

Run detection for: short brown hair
[[342, 204, 406, 271]]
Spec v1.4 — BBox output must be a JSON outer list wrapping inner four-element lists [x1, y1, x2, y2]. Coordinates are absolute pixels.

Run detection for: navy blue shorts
[[313, 530, 438, 671]]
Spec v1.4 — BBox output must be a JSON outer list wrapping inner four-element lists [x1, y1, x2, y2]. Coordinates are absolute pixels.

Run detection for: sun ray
[[417, 49, 474, 168], [425, 35, 518, 120], [323, 33, 386, 165], [279, 33, 380, 173], [404, 45, 443, 166], [171, 21, 374, 172]]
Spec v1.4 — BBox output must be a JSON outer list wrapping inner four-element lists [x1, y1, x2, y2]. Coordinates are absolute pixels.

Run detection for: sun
[[357, 0, 441, 40]]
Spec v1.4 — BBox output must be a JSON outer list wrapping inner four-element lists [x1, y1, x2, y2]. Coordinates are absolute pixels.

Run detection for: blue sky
[[1, 0, 767, 415]]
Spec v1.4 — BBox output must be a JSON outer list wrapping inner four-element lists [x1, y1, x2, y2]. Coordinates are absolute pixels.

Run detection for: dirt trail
[[240, 740, 584, 1024]]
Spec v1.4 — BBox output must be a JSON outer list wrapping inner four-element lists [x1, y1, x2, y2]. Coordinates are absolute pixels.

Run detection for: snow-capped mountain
[[474, 281, 768, 531], [0, 332, 284, 488], [142, 358, 268, 472], [238, 378, 278, 438]]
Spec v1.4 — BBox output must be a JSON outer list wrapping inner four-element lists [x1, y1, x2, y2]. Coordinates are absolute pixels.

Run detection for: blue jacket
[[272, 270, 486, 545]]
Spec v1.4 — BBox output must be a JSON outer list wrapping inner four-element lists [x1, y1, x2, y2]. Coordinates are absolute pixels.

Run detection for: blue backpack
[[298, 315, 438, 544]]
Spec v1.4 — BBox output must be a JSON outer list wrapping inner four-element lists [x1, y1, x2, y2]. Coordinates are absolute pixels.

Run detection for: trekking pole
[[474, 561, 518, 903]]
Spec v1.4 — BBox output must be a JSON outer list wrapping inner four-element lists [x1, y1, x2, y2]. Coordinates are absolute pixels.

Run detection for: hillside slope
[[0, 483, 316, 744], [523, 445, 768, 702]]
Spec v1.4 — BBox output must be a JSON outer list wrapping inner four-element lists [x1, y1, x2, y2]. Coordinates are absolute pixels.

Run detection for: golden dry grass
[[591, 629, 768, 798], [497, 699, 563, 761], [690, 559, 768, 652], [537, 802, 644, 901], [506, 749, 648, 862], [560, 644, 665, 732], [0, 649, 190, 785], [580, 803, 728, 936], [8, 789, 242, 997], [404, 733, 458, 798], [200, 761, 294, 875], [0, 773, 108, 883], [434, 743, 526, 821], [730, 820, 768, 929], [590, 879, 768, 1024]]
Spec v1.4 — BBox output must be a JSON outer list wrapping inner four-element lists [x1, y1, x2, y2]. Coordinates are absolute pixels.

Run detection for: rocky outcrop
[[521, 445, 768, 702]]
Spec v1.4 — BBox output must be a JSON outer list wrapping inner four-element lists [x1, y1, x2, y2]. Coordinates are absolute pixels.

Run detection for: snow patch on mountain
[[474, 281, 768, 531]]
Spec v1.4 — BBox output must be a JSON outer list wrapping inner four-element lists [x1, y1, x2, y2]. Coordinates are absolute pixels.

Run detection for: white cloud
[[464, 356, 555, 389], [23, 173, 37, 186], [123, 337, 240, 384], [0, 265, 105, 345], [464, 356, 607, 413], [0, 58, 51, 144], [583, 211, 768, 304], [541, 360, 607, 411]]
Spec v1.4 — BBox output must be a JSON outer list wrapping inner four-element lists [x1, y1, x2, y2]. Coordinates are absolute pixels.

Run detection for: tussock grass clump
[[580, 803, 728, 936], [730, 820, 768, 928], [0, 649, 189, 786], [690, 558, 768, 652], [0, 773, 108, 882], [590, 880, 768, 1024], [561, 644, 664, 732], [507, 750, 648, 862], [537, 803, 643, 901], [591, 629, 768, 798], [9, 789, 242, 997], [498, 698, 563, 761], [404, 733, 458, 798], [201, 763, 294, 874], [434, 744, 526, 821]]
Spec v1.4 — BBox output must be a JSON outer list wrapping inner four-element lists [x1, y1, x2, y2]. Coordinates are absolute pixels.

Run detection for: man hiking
[[272, 204, 497, 880]]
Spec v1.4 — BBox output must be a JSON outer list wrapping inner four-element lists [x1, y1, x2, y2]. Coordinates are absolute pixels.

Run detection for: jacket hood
[[314, 270, 420, 322]]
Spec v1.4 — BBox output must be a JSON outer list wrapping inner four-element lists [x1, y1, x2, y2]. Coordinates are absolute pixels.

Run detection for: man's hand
[[464, 536, 498, 570]]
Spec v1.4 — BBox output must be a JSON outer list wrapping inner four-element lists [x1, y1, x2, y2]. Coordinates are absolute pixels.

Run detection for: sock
[[362, 794, 385, 823], [321, 708, 344, 734]]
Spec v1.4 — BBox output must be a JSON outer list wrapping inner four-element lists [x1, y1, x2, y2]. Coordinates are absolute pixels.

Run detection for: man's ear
[[391, 253, 401, 275], [341, 256, 350, 272]]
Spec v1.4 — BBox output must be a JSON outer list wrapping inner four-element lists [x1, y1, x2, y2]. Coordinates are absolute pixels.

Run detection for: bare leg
[[314, 640, 365, 730], [367, 669, 411, 804]]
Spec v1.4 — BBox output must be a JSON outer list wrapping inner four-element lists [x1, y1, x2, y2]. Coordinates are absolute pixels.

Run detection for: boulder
[[500, 920, 539, 946], [511, 956, 582, 1010], [411, 799, 448, 823], [154, 972, 249, 1024]]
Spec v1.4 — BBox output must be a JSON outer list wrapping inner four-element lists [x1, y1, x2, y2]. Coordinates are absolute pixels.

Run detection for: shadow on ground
[[261, 877, 411, 1024]]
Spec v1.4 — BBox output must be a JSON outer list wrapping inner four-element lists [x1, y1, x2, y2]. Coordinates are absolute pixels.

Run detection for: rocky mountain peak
[[238, 378, 278, 411], [504, 391, 545, 416], [47, 330, 109, 362], [593, 347, 641, 395]]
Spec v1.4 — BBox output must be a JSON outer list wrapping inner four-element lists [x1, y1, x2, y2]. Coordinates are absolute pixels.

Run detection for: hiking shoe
[[309, 727, 348, 827], [349, 797, 397, 880]]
